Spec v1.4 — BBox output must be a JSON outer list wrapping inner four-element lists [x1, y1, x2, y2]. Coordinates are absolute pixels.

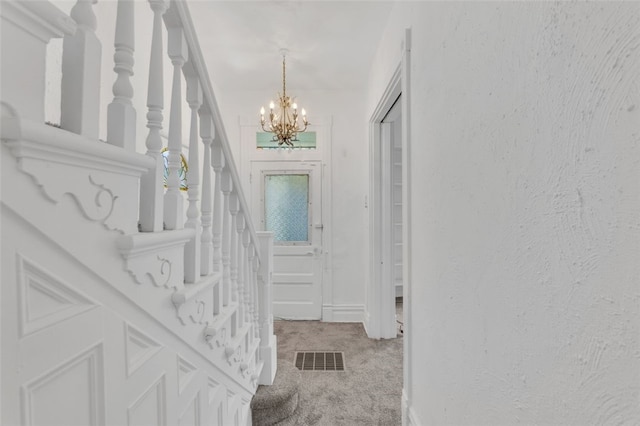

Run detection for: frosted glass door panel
[[264, 174, 309, 243]]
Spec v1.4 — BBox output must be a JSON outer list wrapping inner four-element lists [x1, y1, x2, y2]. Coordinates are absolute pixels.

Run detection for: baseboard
[[363, 310, 372, 336], [321, 304, 364, 322], [402, 390, 423, 426]]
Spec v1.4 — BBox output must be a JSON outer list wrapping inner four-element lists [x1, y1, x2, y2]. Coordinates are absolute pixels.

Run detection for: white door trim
[[399, 28, 413, 426], [367, 29, 412, 344], [368, 66, 401, 340]]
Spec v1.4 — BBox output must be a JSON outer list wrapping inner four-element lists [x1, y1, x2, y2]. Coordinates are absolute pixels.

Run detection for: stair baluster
[[199, 109, 214, 275], [163, 24, 187, 230], [242, 229, 252, 325], [247, 244, 257, 340], [139, 0, 168, 232], [252, 251, 261, 338], [221, 170, 233, 306], [236, 213, 247, 328], [212, 142, 225, 277], [107, 0, 136, 150], [229, 191, 240, 305], [183, 62, 202, 283]]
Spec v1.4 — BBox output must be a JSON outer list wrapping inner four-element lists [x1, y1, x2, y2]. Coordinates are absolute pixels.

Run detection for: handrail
[[169, 1, 261, 264]]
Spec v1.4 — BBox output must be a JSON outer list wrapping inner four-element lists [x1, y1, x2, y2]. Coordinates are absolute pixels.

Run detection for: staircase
[[251, 361, 302, 425], [1, 1, 276, 425]]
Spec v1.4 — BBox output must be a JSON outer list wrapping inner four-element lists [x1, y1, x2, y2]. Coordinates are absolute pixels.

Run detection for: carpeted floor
[[273, 317, 403, 425]]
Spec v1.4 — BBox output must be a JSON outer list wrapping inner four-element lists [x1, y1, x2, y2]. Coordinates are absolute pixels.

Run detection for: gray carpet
[[273, 319, 403, 425]]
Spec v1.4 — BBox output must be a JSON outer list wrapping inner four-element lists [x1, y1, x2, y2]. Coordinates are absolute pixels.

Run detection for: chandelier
[[259, 50, 309, 147]]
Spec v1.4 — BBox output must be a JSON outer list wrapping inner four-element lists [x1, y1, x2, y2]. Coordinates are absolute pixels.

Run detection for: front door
[[251, 160, 323, 319]]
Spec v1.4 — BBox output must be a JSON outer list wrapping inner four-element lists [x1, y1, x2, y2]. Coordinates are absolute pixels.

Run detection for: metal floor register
[[294, 351, 345, 371]]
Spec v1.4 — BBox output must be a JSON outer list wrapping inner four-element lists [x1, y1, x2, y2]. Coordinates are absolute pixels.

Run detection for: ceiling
[[187, 1, 395, 92]]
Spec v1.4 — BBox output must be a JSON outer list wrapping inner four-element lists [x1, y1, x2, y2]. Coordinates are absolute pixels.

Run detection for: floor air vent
[[294, 351, 345, 371]]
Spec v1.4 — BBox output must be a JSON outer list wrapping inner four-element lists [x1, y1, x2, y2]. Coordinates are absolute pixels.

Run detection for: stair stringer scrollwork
[[117, 229, 194, 290], [172, 273, 221, 326], [1, 114, 154, 235]]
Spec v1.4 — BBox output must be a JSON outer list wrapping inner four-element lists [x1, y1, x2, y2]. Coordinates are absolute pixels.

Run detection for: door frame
[[239, 116, 333, 320], [251, 160, 323, 319], [368, 66, 401, 339], [367, 29, 412, 342]]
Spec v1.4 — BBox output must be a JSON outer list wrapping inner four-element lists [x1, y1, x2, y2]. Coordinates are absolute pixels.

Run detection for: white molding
[[1, 116, 153, 175], [402, 390, 422, 426], [2, 117, 154, 234], [400, 27, 413, 412], [21, 343, 105, 426], [117, 229, 194, 289], [0, 1, 76, 42], [367, 61, 402, 340], [321, 304, 364, 323]]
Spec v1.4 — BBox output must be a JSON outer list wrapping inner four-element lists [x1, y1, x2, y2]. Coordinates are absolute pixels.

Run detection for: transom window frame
[[256, 131, 317, 149]]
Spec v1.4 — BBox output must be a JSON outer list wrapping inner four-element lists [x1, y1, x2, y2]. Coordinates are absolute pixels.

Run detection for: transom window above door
[[256, 132, 317, 149]]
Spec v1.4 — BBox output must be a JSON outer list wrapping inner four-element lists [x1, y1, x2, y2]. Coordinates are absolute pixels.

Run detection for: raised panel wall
[[1, 206, 252, 426]]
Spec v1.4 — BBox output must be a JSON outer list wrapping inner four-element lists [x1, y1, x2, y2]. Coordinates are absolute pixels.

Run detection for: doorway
[[382, 97, 404, 337], [368, 63, 405, 339], [251, 160, 323, 319]]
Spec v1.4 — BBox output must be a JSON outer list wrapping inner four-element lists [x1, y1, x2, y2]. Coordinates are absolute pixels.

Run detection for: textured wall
[[369, 2, 640, 424]]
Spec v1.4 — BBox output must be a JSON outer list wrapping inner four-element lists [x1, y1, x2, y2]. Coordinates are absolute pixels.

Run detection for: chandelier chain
[[282, 56, 286, 97]]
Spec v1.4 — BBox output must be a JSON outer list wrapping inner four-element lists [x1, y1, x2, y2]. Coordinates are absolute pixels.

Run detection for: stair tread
[[251, 360, 301, 410]]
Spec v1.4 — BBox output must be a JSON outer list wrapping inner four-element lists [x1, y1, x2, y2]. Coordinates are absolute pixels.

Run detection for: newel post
[[61, 0, 101, 138], [257, 231, 276, 385]]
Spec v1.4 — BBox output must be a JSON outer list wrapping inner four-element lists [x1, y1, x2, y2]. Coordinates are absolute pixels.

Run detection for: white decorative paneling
[[21, 343, 105, 426], [179, 392, 200, 426], [177, 355, 198, 395], [127, 374, 166, 426], [2, 119, 153, 234], [17, 254, 97, 337], [117, 230, 193, 289], [172, 274, 221, 327], [125, 323, 163, 377], [8, 146, 121, 232], [207, 377, 220, 404], [205, 324, 229, 350]]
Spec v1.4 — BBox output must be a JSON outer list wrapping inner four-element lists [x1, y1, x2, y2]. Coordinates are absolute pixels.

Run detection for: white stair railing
[[1, 0, 276, 424]]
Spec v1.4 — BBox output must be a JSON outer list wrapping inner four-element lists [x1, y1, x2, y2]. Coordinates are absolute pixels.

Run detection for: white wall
[[368, 2, 640, 424], [215, 88, 369, 320]]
